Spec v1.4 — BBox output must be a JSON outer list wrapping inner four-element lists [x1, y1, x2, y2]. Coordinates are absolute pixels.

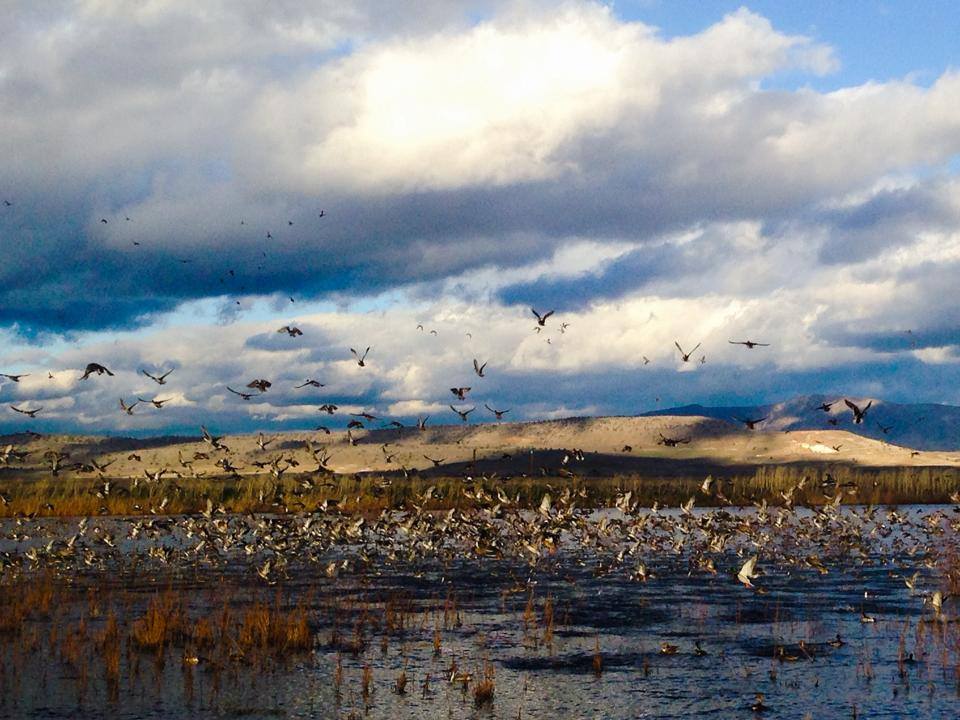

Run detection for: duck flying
[[484, 404, 510, 420], [80, 363, 114, 380], [10, 405, 42, 418], [227, 386, 254, 400], [0, 373, 29, 382], [844, 399, 872, 424], [351, 347, 370, 367], [450, 405, 475, 422], [141, 368, 174, 385], [295, 379, 325, 389], [531, 308, 554, 326], [674, 341, 701, 362]]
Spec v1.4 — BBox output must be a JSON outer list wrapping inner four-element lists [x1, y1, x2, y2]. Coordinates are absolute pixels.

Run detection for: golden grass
[[2, 462, 959, 519]]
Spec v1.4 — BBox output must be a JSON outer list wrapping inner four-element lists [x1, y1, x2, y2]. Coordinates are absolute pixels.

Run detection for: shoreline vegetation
[[2, 463, 959, 518]]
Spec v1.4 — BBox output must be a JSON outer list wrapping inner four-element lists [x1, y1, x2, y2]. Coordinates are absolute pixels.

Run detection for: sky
[[2, 0, 960, 435]]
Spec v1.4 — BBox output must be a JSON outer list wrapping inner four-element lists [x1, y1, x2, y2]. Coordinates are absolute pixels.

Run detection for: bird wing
[[738, 556, 757, 583], [542, 310, 554, 321], [843, 398, 860, 414], [531, 308, 542, 321], [674, 341, 685, 354]]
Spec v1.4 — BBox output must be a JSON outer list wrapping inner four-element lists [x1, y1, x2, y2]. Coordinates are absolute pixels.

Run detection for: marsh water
[[2, 505, 959, 719]]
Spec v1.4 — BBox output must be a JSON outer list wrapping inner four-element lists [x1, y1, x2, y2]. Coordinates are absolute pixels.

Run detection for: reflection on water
[[1, 505, 959, 719]]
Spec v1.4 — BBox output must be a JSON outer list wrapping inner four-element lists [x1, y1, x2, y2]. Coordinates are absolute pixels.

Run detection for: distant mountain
[[640, 395, 960, 451]]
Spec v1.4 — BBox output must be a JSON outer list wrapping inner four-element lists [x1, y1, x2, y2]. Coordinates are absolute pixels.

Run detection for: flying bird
[[351, 347, 370, 367], [674, 341, 701, 362], [473, 359, 487, 377], [736, 417, 767, 430], [295, 379, 325, 389], [10, 405, 42, 418], [0, 373, 29, 382], [227, 386, 255, 400], [450, 405, 475, 422], [141, 368, 174, 385], [728, 340, 770, 349], [844, 399, 872, 424], [80, 363, 114, 380], [450, 387, 471, 400], [119, 398, 139, 415], [816, 401, 837, 412], [138, 397, 171, 409], [484, 404, 510, 420], [278, 326, 303, 337], [246, 379, 272, 392], [531, 308, 554, 326]]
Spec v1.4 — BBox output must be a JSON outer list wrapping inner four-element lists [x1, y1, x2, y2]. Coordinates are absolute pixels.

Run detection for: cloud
[[3, 3, 957, 335], [2, 3, 960, 431]]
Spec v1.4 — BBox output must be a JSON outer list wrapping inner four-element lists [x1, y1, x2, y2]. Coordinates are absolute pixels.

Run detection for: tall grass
[[1, 463, 958, 518]]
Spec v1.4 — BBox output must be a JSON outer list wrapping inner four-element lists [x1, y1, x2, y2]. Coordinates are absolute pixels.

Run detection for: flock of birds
[[2, 471, 957, 625], [1, 292, 788, 434]]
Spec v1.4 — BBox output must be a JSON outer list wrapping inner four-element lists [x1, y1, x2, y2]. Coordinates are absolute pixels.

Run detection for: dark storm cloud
[[2, 3, 959, 338]]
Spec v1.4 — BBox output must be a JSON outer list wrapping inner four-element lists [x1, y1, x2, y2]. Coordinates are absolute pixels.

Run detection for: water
[[1, 505, 958, 719]]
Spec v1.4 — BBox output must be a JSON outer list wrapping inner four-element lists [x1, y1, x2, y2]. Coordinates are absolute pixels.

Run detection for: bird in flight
[[450, 405, 475, 422], [278, 325, 303, 337], [531, 308, 554, 327], [484, 404, 510, 420], [450, 387, 471, 400], [351, 347, 370, 367], [816, 400, 837, 412], [10, 405, 42, 418], [294, 379, 325, 389], [318, 403, 338, 414], [423, 455, 444, 467], [80, 363, 114, 380], [658, 433, 691, 447], [473, 359, 487, 377], [119, 398, 139, 415], [227, 386, 254, 400], [674, 341, 701, 362], [728, 340, 770, 349], [0, 373, 29, 382], [141, 368, 174, 385], [417, 416, 428, 431], [138, 397, 171, 408], [736, 416, 767, 430], [246, 379, 271, 392], [844, 398, 872, 424]]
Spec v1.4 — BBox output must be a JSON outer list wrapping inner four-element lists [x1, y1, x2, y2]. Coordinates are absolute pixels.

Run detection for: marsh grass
[[2, 463, 959, 518]]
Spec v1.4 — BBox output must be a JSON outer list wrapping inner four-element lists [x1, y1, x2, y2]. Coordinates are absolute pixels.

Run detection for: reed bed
[[1, 462, 958, 518]]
